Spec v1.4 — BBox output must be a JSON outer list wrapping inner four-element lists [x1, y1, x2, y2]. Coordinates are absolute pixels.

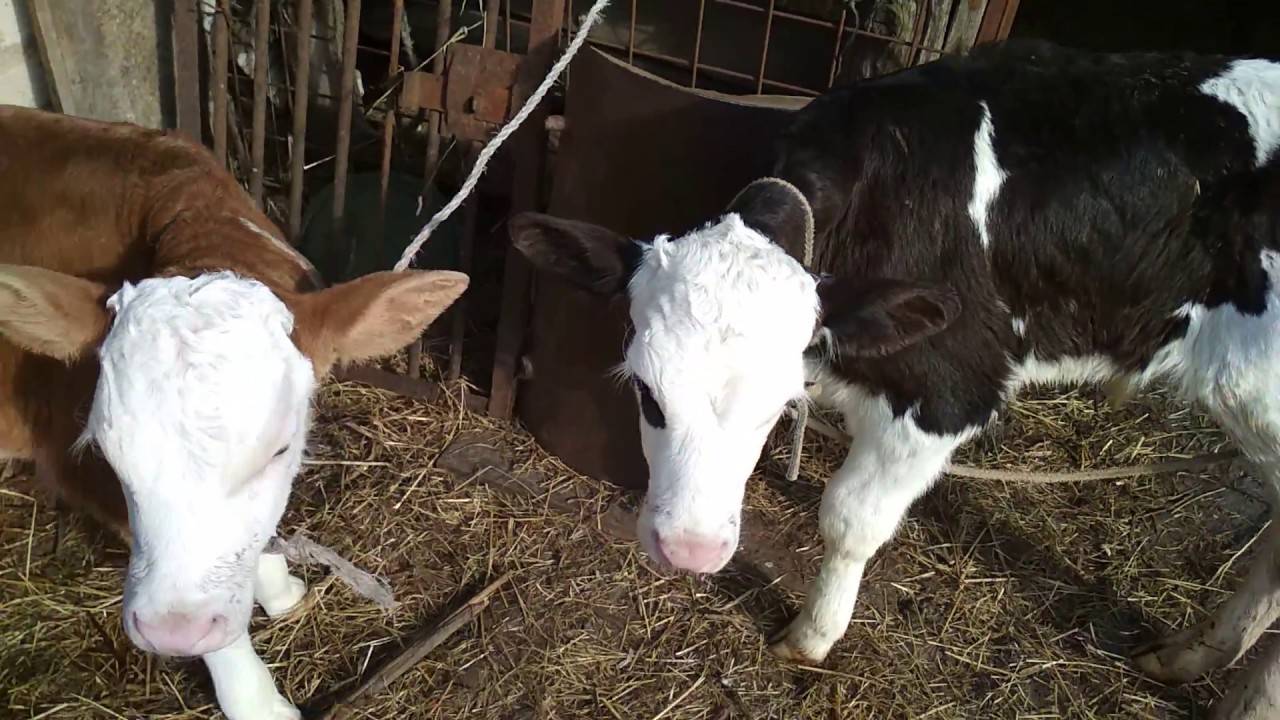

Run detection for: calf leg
[[254, 552, 307, 618], [202, 633, 300, 720], [769, 408, 969, 663]]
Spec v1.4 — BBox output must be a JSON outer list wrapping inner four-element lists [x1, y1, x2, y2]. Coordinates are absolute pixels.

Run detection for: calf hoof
[[258, 574, 308, 620], [1132, 625, 1237, 684], [767, 620, 831, 665]]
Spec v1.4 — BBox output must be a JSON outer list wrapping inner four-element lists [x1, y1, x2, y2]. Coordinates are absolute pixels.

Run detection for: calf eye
[[633, 378, 667, 429], [273, 445, 290, 458]]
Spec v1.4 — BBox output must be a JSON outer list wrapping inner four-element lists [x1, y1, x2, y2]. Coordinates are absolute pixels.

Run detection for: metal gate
[[171, 0, 1020, 419]]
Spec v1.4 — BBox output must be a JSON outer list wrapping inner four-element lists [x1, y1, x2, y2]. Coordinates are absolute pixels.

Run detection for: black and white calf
[[511, 41, 1280, 716]]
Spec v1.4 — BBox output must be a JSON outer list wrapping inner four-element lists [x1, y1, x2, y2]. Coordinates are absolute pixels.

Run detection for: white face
[[626, 215, 819, 574], [80, 273, 315, 657]]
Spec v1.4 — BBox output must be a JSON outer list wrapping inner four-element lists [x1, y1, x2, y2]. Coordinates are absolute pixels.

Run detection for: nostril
[[654, 531, 731, 574], [132, 611, 221, 656]]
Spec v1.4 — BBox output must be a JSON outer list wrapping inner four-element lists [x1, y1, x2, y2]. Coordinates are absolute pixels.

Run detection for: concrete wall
[[0, 0, 48, 107]]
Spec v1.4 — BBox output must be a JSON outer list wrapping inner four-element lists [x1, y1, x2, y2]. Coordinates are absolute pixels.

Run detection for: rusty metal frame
[[180, 0, 1020, 418]]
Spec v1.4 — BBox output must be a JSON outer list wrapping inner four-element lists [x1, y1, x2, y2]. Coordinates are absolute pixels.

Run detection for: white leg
[[202, 633, 299, 720], [1212, 635, 1280, 720], [254, 552, 307, 619], [770, 398, 970, 663]]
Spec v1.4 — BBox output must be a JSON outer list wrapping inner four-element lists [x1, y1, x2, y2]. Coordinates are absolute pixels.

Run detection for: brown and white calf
[[511, 41, 1280, 718], [0, 106, 467, 719]]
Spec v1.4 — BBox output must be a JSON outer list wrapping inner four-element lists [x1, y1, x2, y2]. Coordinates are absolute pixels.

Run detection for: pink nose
[[132, 611, 228, 657], [654, 531, 733, 574]]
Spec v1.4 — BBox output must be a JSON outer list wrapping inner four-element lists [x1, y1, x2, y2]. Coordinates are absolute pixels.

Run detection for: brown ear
[[0, 264, 111, 362], [288, 269, 469, 375]]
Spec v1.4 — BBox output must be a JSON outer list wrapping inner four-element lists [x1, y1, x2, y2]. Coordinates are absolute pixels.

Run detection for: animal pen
[[3, 1, 1273, 718]]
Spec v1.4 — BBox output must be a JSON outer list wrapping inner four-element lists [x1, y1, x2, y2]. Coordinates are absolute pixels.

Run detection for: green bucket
[[299, 171, 464, 284]]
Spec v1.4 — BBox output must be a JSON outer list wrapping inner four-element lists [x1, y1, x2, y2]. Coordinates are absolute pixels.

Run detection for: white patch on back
[[968, 101, 1008, 250], [237, 216, 324, 287], [1200, 59, 1280, 167], [1013, 353, 1120, 388]]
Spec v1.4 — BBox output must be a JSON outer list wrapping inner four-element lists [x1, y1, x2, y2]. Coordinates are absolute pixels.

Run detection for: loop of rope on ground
[[787, 405, 1240, 484]]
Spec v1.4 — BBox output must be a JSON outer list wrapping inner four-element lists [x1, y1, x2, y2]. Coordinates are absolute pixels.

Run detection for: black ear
[[508, 212, 643, 296], [726, 178, 814, 262], [819, 277, 961, 357]]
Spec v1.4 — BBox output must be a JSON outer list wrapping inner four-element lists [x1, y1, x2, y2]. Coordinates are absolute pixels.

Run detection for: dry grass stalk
[[320, 571, 513, 720]]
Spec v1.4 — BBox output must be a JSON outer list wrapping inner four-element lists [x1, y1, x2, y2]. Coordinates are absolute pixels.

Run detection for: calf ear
[[508, 212, 643, 295], [818, 277, 960, 357], [0, 265, 111, 362], [289, 269, 469, 376]]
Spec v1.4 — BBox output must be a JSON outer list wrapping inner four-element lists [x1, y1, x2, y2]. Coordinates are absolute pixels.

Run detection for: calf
[[510, 41, 1280, 717], [0, 106, 467, 719]]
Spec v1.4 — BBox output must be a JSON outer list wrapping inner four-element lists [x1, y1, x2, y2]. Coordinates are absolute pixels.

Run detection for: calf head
[[509, 179, 958, 575], [0, 265, 467, 656]]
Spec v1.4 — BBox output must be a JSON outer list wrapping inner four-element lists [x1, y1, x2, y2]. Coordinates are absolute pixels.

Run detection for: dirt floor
[[1, 358, 1273, 719]]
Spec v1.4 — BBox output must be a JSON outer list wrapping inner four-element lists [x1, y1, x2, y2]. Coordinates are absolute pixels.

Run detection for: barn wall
[[0, 0, 47, 108]]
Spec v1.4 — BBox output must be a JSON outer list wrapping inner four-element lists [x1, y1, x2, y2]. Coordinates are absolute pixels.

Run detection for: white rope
[[394, 0, 612, 272]]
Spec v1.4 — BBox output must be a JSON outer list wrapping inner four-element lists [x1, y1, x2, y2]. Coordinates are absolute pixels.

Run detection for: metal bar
[[827, 9, 845, 87], [627, 0, 636, 65], [505, 13, 947, 73], [505, 0, 513, 50], [288, 0, 314, 240], [713, 0, 838, 30], [691, 0, 706, 88], [250, 0, 271, 205], [448, 142, 481, 382], [485, 0, 501, 47], [172, 0, 203, 139], [489, 0, 567, 420], [374, 0, 405, 265], [212, 0, 229, 165], [332, 0, 363, 280], [755, 0, 776, 93], [907, 0, 930, 66], [408, 0, 455, 380], [587, 37, 821, 96]]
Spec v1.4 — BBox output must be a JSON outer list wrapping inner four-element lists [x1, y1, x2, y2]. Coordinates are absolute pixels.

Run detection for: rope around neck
[[394, 0, 612, 272]]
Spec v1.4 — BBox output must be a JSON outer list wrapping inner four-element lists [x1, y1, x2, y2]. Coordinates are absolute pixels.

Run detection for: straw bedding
[[1, 360, 1270, 719]]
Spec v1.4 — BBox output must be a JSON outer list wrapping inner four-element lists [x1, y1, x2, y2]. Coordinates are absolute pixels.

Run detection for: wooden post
[[488, 0, 567, 420], [173, 0, 203, 139]]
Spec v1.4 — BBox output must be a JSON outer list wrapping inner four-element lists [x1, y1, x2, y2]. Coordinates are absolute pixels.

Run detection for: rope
[[394, 0, 612, 272], [788, 404, 1241, 483]]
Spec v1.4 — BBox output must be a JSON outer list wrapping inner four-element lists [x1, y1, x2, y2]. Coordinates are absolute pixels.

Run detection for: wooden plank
[[172, 0, 202, 139], [975, 0, 1017, 44], [487, 0, 567, 420], [920, 0, 956, 62], [26, 0, 169, 127], [942, 0, 989, 54]]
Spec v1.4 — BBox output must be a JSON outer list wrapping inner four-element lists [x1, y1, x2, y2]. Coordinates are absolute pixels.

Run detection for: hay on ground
[[0, 363, 1270, 719]]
